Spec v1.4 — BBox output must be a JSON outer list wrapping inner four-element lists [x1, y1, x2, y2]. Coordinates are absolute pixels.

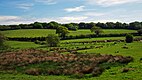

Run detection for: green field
[[1, 29, 137, 38], [1, 40, 142, 80], [6, 41, 41, 49], [4, 36, 141, 50], [1, 29, 142, 80], [62, 36, 142, 43], [69, 29, 137, 36]]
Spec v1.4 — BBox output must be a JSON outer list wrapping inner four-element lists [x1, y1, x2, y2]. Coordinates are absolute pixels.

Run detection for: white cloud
[[64, 6, 85, 12], [0, 16, 20, 21], [35, 0, 57, 5], [17, 3, 34, 10], [0, 15, 88, 25], [59, 16, 88, 23], [0, 16, 32, 25], [86, 0, 141, 7]]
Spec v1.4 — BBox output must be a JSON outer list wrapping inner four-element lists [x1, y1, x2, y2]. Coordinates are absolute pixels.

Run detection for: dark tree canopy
[[33, 22, 43, 29], [90, 26, 103, 36], [46, 34, 60, 47], [0, 21, 142, 30], [63, 23, 78, 31], [125, 34, 133, 43], [56, 26, 69, 38]]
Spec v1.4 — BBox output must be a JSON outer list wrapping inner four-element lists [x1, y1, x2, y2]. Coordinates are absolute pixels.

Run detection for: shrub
[[0, 33, 6, 48], [46, 34, 60, 47], [125, 34, 133, 43], [138, 29, 142, 35], [90, 26, 103, 36]]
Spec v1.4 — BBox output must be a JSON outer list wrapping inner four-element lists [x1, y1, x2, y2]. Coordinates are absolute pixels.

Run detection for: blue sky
[[0, 0, 142, 24]]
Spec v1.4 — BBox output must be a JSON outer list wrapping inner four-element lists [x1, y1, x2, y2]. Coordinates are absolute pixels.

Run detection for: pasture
[[1, 29, 137, 38], [0, 29, 142, 80], [1, 40, 142, 80]]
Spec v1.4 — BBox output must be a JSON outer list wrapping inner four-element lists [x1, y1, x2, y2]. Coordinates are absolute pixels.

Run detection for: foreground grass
[[1, 29, 137, 38], [1, 40, 142, 80], [0, 74, 75, 80]]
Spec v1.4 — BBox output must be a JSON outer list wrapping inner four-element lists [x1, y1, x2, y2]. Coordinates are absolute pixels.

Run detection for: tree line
[[0, 21, 142, 31]]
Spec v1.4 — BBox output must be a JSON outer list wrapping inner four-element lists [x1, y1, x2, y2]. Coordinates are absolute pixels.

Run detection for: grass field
[[6, 41, 41, 49], [61, 36, 142, 43], [1, 29, 142, 80], [69, 29, 137, 36], [4, 36, 142, 50], [1, 29, 137, 38], [1, 41, 142, 80]]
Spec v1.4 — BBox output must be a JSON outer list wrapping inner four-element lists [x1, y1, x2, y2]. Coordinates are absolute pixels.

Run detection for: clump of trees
[[1, 21, 142, 31], [90, 26, 103, 36], [46, 34, 60, 47], [56, 26, 69, 38], [63, 23, 78, 31], [125, 34, 133, 43], [33, 22, 43, 29]]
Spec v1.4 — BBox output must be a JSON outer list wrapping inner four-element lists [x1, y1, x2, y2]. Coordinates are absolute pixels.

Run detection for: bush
[[125, 34, 133, 43], [46, 34, 60, 47], [138, 29, 142, 35], [0, 33, 6, 48]]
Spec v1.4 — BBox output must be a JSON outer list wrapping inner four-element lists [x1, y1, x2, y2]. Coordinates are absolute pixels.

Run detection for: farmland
[[0, 28, 142, 80], [1, 40, 142, 80], [1, 0, 142, 79], [1, 29, 137, 38]]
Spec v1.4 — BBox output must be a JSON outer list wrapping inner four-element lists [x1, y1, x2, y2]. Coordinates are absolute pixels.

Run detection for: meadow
[[1, 40, 142, 80], [0, 29, 142, 80], [1, 29, 137, 38]]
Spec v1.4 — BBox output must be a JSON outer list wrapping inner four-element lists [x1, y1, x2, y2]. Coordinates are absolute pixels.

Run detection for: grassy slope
[[1, 29, 137, 38], [2, 40, 142, 80]]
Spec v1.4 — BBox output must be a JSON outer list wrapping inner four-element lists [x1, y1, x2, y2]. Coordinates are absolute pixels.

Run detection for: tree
[[46, 34, 60, 47], [0, 33, 6, 48], [56, 26, 69, 38], [86, 22, 96, 29], [125, 34, 133, 43], [47, 21, 60, 29], [129, 21, 142, 30], [137, 29, 142, 35], [79, 22, 86, 29], [90, 26, 103, 36], [106, 22, 115, 29], [64, 23, 78, 31], [9, 25, 21, 29], [115, 22, 123, 29], [41, 22, 48, 29], [96, 22, 107, 29], [33, 22, 43, 29]]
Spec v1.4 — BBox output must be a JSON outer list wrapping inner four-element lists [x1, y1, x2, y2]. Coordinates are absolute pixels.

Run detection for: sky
[[0, 0, 142, 25]]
